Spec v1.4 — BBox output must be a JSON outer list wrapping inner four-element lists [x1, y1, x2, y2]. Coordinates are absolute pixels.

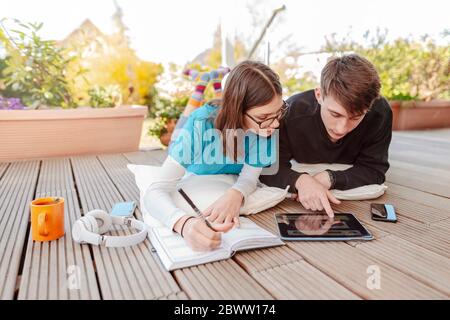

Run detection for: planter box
[[0, 105, 148, 162], [390, 100, 450, 131]]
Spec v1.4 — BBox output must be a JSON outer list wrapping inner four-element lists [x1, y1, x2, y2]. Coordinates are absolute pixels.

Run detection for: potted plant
[[148, 95, 187, 146], [0, 20, 153, 161], [380, 35, 450, 130]]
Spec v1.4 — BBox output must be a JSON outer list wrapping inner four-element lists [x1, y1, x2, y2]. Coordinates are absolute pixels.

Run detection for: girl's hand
[[173, 216, 232, 251], [202, 188, 243, 231]]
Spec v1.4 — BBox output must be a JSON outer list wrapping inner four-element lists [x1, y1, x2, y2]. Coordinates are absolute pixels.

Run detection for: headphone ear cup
[[81, 215, 99, 234], [87, 210, 111, 234]]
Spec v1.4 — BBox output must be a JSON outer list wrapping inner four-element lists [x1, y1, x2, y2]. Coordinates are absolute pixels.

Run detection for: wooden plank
[[354, 235, 450, 296], [390, 160, 450, 180], [288, 241, 446, 299], [0, 161, 40, 299], [71, 155, 182, 300], [234, 211, 361, 299], [0, 162, 9, 180], [174, 260, 273, 300], [390, 139, 450, 159], [252, 261, 360, 300], [18, 158, 100, 300], [276, 201, 448, 299], [389, 152, 450, 171], [97, 153, 188, 298], [369, 187, 450, 224], [97, 154, 146, 221], [235, 244, 302, 273], [145, 149, 169, 164], [385, 182, 450, 215], [431, 218, 450, 231], [123, 149, 168, 166], [388, 135, 450, 171], [392, 130, 450, 151], [386, 166, 450, 198], [158, 291, 189, 300], [398, 130, 450, 141]]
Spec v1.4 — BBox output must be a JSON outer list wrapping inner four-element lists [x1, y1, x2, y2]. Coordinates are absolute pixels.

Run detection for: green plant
[[322, 29, 450, 102], [148, 95, 187, 138], [88, 84, 122, 108], [0, 19, 78, 108], [148, 117, 168, 138]]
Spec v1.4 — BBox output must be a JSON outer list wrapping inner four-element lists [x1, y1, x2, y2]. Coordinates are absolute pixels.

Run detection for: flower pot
[[389, 100, 450, 131], [0, 105, 148, 162], [389, 101, 402, 131], [159, 118, 178, 147]]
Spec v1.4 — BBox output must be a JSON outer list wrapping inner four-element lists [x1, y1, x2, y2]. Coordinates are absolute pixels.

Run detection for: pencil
[[177, 188, 215, 230]]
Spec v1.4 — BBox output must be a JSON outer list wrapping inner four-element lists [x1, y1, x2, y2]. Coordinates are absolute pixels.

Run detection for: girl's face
[[243, 95, 284, 137]]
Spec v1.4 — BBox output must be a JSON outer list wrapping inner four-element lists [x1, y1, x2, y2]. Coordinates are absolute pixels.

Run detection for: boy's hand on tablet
[[202, 188, 243, 231], [295, 174, 341, 217]]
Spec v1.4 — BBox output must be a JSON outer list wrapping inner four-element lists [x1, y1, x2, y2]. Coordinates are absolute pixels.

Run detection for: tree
[[199, 2, 317, 97], [63, 3, 163, 107]]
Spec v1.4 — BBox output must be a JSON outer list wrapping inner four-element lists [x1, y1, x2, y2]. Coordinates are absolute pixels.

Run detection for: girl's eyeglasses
[[245, 100, 289, 129]]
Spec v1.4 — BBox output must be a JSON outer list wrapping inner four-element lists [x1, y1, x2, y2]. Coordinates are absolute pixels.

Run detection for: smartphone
[[110, 201, 136, 217], [371, 203, 397, 223]]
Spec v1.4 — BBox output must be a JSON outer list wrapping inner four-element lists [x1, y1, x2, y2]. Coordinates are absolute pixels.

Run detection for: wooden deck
[[0, 132, 449, 300]]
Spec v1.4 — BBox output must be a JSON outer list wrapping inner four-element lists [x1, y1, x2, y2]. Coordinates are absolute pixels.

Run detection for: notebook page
[[222, 217, 283, 251], [152, 226, 230, 266]]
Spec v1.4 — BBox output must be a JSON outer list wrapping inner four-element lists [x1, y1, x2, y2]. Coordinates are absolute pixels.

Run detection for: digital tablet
[[274, 213, 373, 241]]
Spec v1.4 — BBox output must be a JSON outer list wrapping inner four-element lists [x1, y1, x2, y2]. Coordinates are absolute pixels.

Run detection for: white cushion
[[127, 164, 288, 220], [289, 161, 387, 200]]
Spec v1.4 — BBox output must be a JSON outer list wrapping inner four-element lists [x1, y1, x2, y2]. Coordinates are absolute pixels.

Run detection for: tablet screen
[[275, 213, 372, 240]]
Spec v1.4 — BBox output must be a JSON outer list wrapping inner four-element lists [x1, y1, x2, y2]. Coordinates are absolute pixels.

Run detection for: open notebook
[[148, 217, 284, 271]]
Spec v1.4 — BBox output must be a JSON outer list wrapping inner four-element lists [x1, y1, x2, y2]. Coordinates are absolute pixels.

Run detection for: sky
[[1, 0, 449, 74]]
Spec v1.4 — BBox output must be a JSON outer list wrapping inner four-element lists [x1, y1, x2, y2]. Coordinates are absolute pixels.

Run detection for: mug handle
[[38, 212, 49, 236]]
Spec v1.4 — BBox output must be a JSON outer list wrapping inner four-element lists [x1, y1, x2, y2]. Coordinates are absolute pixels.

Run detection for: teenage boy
[[260, 54, 393, 217]]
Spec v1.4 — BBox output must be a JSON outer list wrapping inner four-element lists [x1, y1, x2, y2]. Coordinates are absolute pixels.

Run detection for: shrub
[[322, 29, 450, 101], [88, 85, 122, 108], [0, 19, 76, 108]]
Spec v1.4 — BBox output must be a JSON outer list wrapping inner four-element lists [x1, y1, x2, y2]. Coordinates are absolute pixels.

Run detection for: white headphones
[[72, 210, 147, 247]]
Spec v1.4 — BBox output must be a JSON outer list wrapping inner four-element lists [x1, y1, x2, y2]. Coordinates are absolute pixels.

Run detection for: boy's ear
[[314, 87, 322, 102]]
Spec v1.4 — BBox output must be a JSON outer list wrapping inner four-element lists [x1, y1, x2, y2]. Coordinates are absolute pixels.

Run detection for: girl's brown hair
[[213, 60, 282, 160]]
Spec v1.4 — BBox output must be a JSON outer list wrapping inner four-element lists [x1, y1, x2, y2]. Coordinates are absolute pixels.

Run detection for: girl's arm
[[231, 164, 263, 205], [144, 155, 230, 251], [143, 156, 188, 230], [203, 164, 263, 226]]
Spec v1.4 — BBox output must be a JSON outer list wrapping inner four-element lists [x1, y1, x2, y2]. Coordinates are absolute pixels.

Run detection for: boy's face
[[315, 88, 367, 142]]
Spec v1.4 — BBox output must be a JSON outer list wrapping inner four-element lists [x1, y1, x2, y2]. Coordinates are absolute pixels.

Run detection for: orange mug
[[31, 197, 65, 242]]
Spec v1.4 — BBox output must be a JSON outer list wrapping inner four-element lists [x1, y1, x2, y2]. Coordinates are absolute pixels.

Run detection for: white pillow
[[289, 161, 387, 200], [127, 164, 288, 223]]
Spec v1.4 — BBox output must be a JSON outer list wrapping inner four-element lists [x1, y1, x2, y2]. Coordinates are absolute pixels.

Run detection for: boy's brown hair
[[320, 54, 381, 116]]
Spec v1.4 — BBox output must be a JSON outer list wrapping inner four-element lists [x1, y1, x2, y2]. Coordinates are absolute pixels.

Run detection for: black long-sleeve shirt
[[260, 89, 392, 191]]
